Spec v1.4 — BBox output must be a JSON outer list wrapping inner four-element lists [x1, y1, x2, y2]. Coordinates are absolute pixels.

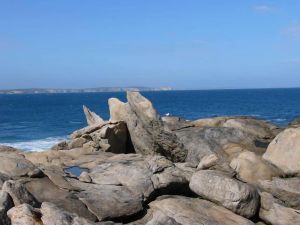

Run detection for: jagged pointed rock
[[108, 91, 187, 162], [83, 105, 104, 126]]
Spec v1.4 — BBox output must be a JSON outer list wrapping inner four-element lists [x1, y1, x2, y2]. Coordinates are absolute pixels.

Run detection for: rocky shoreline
[[0, 91, 299, 225]]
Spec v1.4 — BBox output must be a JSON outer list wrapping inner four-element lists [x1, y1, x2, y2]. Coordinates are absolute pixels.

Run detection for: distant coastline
[[0, 86, 173, 94]]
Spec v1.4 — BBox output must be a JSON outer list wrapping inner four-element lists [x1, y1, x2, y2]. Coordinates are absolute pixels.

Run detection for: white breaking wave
[[0, 136, 68, 152]]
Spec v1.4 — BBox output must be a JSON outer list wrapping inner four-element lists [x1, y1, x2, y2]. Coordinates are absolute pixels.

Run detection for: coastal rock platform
[[0, 91, 299, 225]]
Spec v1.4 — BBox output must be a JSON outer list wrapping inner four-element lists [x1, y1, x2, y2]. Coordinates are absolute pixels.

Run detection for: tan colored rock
[[230, 151, 282, 184], [192, 116, 279, 140], [258, 177, 300, 208], [0, 151, 36, 177], [146, 195, 255, 225], [24, 177, 96, 221], [197, 154, 218, 170], [83, 105, 104, 126], [108, 92, 187, 162], [162, 116, 193, 131], [176, 126, 260, 168], [68, 136, 91, 149], [259, 192, 300, 225], [0, 145, 22, 154], [263, 127, 300, 175], [108, 98, 128, 122], [41, 202, 96, 225], [7, 204, 42, 225], [189, 170, 259, 218]]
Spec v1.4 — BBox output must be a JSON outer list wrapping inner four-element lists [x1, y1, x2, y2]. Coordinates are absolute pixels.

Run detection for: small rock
[[197, 154, 218, 170], [79, 172, 92, 183]]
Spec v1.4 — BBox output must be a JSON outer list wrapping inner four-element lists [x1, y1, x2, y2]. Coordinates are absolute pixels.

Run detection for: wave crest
[[0, 136, 67, 152]]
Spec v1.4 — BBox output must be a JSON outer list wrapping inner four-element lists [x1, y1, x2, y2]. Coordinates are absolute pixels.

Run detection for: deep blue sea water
[[1, 89, 300, 151]]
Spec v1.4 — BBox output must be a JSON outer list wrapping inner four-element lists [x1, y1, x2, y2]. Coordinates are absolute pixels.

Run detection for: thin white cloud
[[253, 5, 273, 12]]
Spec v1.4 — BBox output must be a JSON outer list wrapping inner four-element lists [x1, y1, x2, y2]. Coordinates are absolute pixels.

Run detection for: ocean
[[1, 89, 300, 151]]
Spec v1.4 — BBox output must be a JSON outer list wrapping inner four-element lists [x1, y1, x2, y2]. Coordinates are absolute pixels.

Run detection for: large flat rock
[[145, 195, 255, 225], [189, 170, 259, 218]]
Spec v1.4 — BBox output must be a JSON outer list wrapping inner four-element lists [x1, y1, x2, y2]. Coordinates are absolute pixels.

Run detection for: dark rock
[[2, 180, 40, 208], [0, 191, 14, 225]]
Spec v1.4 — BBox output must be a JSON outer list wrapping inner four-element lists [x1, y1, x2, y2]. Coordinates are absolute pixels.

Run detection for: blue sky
[[0, 0, 300, 89]]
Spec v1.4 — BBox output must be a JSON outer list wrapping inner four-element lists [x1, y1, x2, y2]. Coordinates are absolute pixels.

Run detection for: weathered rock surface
[[190, 170, 259, 218], [41, 202, 96, 225], [108, 92, 187, 162], [22, 177, 97, 221], [0, 151, 36, 178], [144, 195, 255, 225], [230, 151, 282, 184], [263, 127, 300, 176], [0, 173, 10, 189], [258, 177, 300, 209], [65, 154, 189, 221], [259, 192, 300, 225], [192, 116, 280, 140], [161, 116, 193, 131], [2, 92, 299, 225], [176, 126, 263, 168], [83, 105, 104, 126], [7, 204, 42, 225], [57, 121, 130, 154], [0, 191, 14, 225], [2, 180, 40, 208]]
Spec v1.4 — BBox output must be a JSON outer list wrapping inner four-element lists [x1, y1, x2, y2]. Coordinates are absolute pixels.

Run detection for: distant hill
[[0, 87, 173, 94]]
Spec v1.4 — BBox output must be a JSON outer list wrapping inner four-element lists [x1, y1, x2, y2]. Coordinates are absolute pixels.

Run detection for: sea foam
[[0, 136, 67, 152]]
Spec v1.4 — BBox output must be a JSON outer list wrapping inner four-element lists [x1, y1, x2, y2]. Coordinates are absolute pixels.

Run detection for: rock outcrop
[[108, 92, 187, 162], [83, 105, 104, 126], [1, 91, 299, 225]]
